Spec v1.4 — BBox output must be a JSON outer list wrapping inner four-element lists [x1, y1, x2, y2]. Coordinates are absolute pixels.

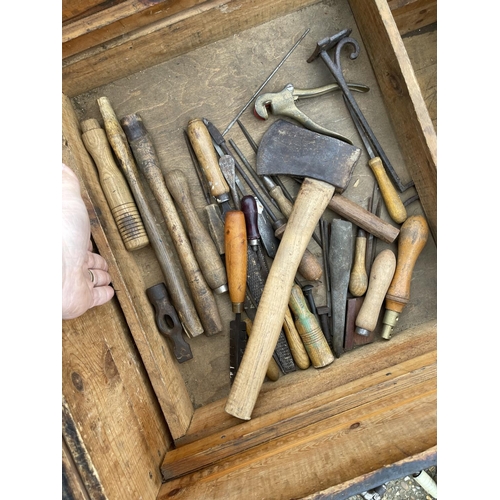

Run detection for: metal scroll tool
[[307, 29, 414, 192], [222, 28, 310, 136]]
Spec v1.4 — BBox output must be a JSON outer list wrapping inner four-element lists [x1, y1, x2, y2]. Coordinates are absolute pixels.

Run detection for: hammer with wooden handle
[[225, 120, 361, 420]]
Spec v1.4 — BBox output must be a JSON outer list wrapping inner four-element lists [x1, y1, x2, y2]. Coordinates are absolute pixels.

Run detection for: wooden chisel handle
[[328, 194, 400, 243], [187, 118, 229, 199], [282, 307, 310, 370], [80, 119, 149, 252], [355, 249, 396, 335], [120, 113, 223, 337], [224, 211, 247, 312], [225, 178, 335, 420], [348, 228, 368, 297], [164, 169, 228, 294], [289, 284, 334, 369], [369, 157, 407, 224], [97, 97, 204, 338]]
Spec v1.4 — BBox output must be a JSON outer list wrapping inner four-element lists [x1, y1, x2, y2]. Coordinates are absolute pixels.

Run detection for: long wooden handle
[[355, 249, 396, 334], [120, 113, 223, 337], [165, 169, 228, 294], [225, 177, 335, 420], [80, 119, 149, 252], [187, 118, 229, 199], [328, 194, 400, 243], [97, 97, 203, 338], [288, 285, 333, 368], [282, 307, 310, 370], [348, 228, 368, 296], [369, 157, 407, 224], [224, 211, 247, 312]]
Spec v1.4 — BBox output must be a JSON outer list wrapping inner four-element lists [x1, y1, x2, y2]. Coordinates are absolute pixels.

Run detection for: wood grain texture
[[388, 0, 437, 35], [349, 0, 437, 242], [63, 93, 194, 438]]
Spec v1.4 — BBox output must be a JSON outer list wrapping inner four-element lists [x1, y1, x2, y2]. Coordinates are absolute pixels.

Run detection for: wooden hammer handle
[[225, 177, 335, 420], [121, 113, 223, 337], [97, 97, 204, 338]]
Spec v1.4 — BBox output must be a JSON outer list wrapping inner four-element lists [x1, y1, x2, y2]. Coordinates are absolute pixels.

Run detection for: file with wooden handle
[[349, 227, 368, 297], [120, 112, 223, 337], [97, 96, 204, 338], [80, 118, 149, 252]]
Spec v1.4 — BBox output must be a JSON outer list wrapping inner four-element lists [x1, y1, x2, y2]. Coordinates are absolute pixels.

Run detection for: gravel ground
[[344, 466, 437, 499]]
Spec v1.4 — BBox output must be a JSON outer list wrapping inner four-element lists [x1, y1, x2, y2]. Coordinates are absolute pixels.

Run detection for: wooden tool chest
[[62, 1, 437, 498]]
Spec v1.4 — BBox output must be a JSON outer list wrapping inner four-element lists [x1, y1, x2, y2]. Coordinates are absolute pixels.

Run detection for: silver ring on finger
[[88, 269, 96, 285]]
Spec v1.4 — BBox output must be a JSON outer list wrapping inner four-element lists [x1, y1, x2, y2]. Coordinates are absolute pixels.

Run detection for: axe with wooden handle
[[225, 120, 361, 420]]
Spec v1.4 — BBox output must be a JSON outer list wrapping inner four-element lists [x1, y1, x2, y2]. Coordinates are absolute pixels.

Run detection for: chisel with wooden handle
[[97, 96, 203, 338], [349, 227, 368, 297], [80, 118, 149, 252], [163, 169, 228, 294], [120, 113, 223, 337], [225, 120, 360, 420], [225, 210, 248, 384], [381, 215, 429, 339]]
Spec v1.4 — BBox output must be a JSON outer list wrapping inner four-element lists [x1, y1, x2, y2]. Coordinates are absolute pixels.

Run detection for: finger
[[87, 251, 109, 272], [87, 240, 94, 252], [91, 285, 115, 309], [88, 268, 112, 288]]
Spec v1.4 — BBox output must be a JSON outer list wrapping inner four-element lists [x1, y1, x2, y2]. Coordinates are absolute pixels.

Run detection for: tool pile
[[79, 28, 429, 420]]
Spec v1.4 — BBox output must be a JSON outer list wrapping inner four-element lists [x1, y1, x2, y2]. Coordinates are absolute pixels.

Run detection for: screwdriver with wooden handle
[[80, 118, 149, 252], [355, 249, 396, 336], [345, 97, 407, 225], [120, 113, 223, 337], [187, 118, 232, 217], [288, 284, 334, 368], [163, 169, 228, 294], [225, 210, 248, 384], [97, 96, 204, 338], [381, 215, 429, 339]]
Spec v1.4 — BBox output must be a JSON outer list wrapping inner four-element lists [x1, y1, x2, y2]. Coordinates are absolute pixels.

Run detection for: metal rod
[[222, 28, 310, 136]]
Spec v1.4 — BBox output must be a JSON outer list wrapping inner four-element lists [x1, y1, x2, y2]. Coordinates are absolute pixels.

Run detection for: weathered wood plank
[[162, 350, 436, 480], [349, 0, 437, 242], [63, 93, 194, 438], [62, 435, 92, 500], [388, 0, 437, 36], [157, 373, 436, 498]]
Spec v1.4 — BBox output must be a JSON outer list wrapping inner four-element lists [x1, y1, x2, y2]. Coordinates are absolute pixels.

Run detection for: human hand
[[62, 163, 114, 319]]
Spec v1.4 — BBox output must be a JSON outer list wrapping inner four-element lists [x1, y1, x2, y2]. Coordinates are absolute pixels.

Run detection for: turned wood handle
[[225, 177, 335, 420], [165, 169, 228, 293], [224, 210, 247, 312], [282, 307, 310, 370], [355, 249, 396, 334], [120, 113, 223, 336], [288, 285, 333, 368], [244, 318, 280, 382], [348, 228, 368, 297], [385, 215, 429, 313], [80, 119, 149, 252], [369, 157, 407, 224], [187, 118, 229, 199], [203, 204, 226, 255], [268, 184, 293, 219], [328, 194, 400, 243], [97, 97, 204, 338]]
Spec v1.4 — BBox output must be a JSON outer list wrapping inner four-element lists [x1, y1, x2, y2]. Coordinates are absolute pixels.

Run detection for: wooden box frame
[[62, 1, 437, 498]]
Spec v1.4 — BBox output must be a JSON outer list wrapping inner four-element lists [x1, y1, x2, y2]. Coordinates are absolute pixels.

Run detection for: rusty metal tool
[[225, 119, 360, 420], [356, 249, 396, 336], [146, 283, 193, 363], [344, 95, 407, 224], [205, 118, 323, 281], [289, 284, 334, 369], [307, 29, 414, 193], [121, 113, 223, 337], [381, 215, 429, 339], [218, 155, 240, 209], [222, 28, 310, 135], [97, 97, 203, 338], [187, 118, 232, 217], [80, 118, 150, 252], [183, 130, 226, 256], [225, 210, 248, 384], [241, 195, 296, 374], [328, 219, 354, 358], [254, 82, 369, 143]]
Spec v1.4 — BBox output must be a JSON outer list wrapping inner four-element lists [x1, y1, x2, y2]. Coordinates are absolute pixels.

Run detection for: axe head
[[257, 120, 361, 193]]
